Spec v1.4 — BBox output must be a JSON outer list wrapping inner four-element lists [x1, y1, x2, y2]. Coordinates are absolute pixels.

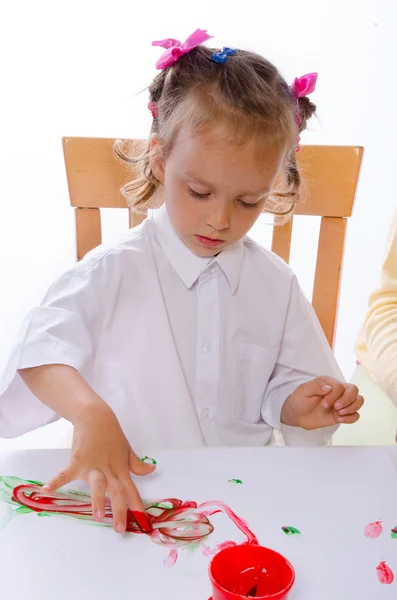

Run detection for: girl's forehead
[[170, 125, 287, 189]]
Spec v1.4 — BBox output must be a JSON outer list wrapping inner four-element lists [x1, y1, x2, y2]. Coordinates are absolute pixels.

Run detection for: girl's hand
[[42, 403, 155, 533], [280, 377, 364, 430]]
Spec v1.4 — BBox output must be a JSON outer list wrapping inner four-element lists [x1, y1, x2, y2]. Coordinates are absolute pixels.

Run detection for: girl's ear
[[149, 135, 165, 183]]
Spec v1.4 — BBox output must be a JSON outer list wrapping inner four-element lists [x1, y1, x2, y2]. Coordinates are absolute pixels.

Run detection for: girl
[[0, 29, 363, 535]]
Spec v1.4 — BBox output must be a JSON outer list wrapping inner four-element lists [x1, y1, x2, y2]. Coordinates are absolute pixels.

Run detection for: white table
[[0, 446, 396, 599]]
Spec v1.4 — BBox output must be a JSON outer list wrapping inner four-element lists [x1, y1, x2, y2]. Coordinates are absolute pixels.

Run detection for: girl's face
[[151, 125, 287, 257]]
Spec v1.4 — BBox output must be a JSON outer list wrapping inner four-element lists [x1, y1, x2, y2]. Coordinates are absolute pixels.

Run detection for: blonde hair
[[115, 45, 316, 221]]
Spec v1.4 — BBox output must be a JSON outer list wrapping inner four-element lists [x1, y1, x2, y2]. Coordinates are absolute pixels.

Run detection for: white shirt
[[0, 206, 341, 452]]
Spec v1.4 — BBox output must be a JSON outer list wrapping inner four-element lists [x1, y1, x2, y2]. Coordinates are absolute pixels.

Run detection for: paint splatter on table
[[376, 561, 394, 584], [364, 520, 383, 539], [282, 526, 301, 536]]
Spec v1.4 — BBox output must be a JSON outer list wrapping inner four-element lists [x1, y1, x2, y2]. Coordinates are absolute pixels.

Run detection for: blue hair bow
[[210, 47, 237, 64]]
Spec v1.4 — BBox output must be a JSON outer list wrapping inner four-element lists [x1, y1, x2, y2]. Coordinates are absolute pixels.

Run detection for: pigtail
[[114, 70, 168, 216], [296, 96, 317, 133]]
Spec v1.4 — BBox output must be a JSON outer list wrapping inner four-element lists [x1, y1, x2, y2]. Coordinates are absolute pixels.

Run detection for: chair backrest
[[63, 137, 363, 348]]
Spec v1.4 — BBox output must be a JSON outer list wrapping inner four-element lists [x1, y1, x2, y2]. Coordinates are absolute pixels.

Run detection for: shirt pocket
[[238, 343, 277, 423]]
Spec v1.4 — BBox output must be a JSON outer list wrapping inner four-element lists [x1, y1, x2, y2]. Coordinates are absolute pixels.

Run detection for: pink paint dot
[[364, 521, 383, 539], [376, 561, 394, 585]]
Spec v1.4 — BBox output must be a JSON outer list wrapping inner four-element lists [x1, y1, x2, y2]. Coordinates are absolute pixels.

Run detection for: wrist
[[71, 395, 113, 427], [280, 396, 302, 429]]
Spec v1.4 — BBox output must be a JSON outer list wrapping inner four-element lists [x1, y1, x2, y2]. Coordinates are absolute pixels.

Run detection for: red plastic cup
[[209, 544, 295, 600]]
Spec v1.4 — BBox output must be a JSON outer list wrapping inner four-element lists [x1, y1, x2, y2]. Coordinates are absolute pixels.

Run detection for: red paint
[[195, 235, 224, 248], [11, 484, 259, 566], [209, 544, 295, 600], [198, 501, 258, 546], [131, 510, 153, 533], [364, 520, 383, 539], [376, 561, 394, 585]]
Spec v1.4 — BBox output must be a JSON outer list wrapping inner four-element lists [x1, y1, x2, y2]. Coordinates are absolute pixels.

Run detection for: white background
[[1, 0, 396, 447]]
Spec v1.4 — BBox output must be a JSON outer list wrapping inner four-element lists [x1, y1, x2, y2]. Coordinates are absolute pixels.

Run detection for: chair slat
[[312, 217, 347, 348], [75, 208, 102, 261], [271, 217, 293, 264]]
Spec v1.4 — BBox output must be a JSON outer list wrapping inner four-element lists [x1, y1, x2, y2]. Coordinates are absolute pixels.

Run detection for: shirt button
[[209, 265, 216, 275], [203, 343, 212, 353], [201, 408, 210, 419]]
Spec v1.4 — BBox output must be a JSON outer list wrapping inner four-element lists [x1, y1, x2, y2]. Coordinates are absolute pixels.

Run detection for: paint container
[[208, 544, 295, 600]]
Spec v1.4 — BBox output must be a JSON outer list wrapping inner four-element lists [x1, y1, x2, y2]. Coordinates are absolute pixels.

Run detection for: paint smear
[[282, 526, 301, 536], [0, 476, 258, 567], [228, 479, 243, 485], [201, 539, 237, 556], [164, 547, 178, 567], [391, 527, 397, 539], [364, 521, 383, 539], [141, 456, 157, 465], [376, 561, 394, 585]]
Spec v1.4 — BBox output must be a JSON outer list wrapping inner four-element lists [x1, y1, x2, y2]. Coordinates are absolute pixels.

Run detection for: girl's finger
[[338, 412, 360, 425], [107, 477, 128, 533], [43, 466, 75, 493], [333, 384, 359, 410], [88, 469, 107, 521], [128, 449, 156, 476], [121, 474, 152, 534], [317, 377, 346, 408], [338, 395, 364, 416]]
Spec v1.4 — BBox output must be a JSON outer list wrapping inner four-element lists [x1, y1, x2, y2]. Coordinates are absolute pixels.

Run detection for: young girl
[[0, 29, 363, 535]]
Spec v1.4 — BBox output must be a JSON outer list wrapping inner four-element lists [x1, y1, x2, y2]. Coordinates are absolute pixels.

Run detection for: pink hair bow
[[152, 28, 213, 70], [290, 72, 318, 98]]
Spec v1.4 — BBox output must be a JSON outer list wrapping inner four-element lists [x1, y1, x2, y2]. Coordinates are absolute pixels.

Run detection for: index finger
[[43, 465, 75, 493], [121, 475, 152, 534]]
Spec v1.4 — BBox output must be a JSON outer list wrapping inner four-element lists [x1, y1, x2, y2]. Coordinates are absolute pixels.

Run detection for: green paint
[[228, 479, 243, 485], [391, 527, 397, 539], [15, 506, 32, 515], [152, 502, 173, 509], [141, 456, 157, 465], [282, 526, 301, 536]]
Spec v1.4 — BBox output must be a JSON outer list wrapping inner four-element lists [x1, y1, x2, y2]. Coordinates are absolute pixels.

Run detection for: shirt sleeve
[[360, 214, 397, 404], [0, 271, 98, 438], [261, 275, 343, 445]]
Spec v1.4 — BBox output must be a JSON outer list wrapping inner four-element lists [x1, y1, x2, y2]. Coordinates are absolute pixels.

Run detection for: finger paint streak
[[228, 479, 243, 485], [391, 527, 397, 539], [364, 521, 383, 539], [376, 561, 394, 585], [282, 526, 301, 536], [0, 476, 257, 567]]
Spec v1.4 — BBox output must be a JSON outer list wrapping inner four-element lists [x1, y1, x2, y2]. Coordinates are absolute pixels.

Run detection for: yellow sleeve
[[361, 213, 397, 404]]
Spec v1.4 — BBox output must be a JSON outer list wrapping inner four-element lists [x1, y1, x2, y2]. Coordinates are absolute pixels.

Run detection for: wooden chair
[[63, 137, 363, 348]]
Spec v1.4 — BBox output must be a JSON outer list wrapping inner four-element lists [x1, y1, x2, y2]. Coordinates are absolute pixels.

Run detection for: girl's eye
[[188, 187, 210, 199], [238, 199, 260, 209]]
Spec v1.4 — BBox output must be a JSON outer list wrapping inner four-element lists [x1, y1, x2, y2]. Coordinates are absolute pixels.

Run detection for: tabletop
[[0, 446, 396, 600]]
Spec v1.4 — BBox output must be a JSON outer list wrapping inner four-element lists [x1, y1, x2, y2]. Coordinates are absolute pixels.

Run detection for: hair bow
[[290, 73, 318, 98], [152, 28, 213, 70], [291, 72, 318, 148], [211, 47, 237, 64]]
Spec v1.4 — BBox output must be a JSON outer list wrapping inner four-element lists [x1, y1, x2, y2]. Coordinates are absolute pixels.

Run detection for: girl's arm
[[19, 364, 154, 533]]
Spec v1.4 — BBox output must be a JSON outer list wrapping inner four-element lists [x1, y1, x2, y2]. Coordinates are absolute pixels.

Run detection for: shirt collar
[[152, 204, 244, 293]]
